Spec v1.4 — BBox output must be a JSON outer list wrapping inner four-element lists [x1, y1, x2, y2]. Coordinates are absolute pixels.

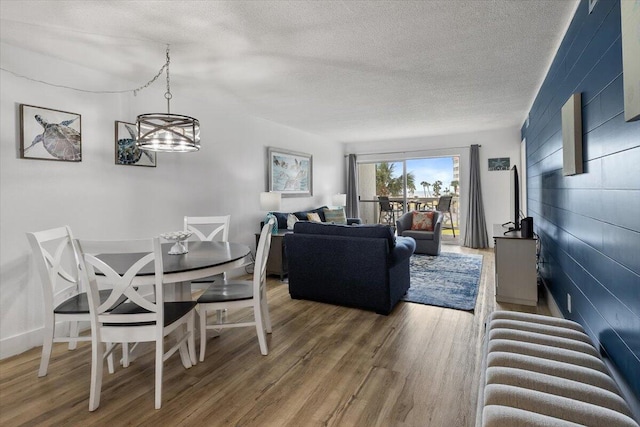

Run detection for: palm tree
[[375, 162, 395, 196], [433, 180, 443, 197], [451, 180, 459, 195], [405, 172, 416, 195], [420, 181, 430, 197], [376, 162, 416, 196]]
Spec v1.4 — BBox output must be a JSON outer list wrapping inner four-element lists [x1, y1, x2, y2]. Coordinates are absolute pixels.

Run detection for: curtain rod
[[344, 144, 480, 157]]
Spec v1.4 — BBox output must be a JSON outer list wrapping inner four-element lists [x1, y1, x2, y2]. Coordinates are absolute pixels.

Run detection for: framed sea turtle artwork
[[20, 104, 81, 162], [114, 121, 156, 167]]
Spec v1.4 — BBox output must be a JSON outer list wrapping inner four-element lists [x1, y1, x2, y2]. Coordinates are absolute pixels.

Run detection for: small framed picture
[[268, 147, 312, 197], [20, 104, 81, 162], [488, 157, 510, 171], [115, 121, 156, 167]]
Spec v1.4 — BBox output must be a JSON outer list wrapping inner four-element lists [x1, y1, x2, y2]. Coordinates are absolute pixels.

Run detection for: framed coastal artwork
[[20, 104, 82, 162], [267, 147, 312, 197], [114, 121, 157, 167]]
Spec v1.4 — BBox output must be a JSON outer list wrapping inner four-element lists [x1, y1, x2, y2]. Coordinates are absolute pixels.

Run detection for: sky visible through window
[[406, 157, 456, 196]]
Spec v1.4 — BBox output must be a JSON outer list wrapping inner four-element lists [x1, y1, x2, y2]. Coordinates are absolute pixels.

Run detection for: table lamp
[[260, 192, 281, 234], [332, 193, 347, 209]]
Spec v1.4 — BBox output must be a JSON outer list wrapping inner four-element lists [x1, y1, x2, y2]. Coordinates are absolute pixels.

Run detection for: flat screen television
[[503, 165, 520, 233]]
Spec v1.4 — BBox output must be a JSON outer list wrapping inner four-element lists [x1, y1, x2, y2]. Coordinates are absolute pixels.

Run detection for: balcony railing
[[358, 196, 459, 236]]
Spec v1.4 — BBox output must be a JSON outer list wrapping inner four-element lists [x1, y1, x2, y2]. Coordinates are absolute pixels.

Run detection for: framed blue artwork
[[268, 147, 312, 197]]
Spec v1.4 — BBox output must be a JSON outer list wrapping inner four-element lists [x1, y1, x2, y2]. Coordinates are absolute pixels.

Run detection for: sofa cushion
[[411, 211, 435, 231], [271, 211, 289, 229], [401, 230, 435, 240], [306, 212, 322, 222], [293, 221, 396, 250], [287, 213, 299, 230], [323, 208, 347, 224], [294, 206, 328, 222], [310, 206, 328, 221]]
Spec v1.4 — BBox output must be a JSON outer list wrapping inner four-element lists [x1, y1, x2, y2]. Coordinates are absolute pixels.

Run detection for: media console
[[493, 224, 538, 306]]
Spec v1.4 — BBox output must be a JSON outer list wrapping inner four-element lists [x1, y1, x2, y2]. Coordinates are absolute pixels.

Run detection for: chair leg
[[449, 211, 455, 237], [38, 318, 54, 377], [122, 342, 130, 368], [88, 339, 104, 411], [261, 287, 272, 334], [68, 321, 79, 350], [177, 323, 193, 369], [106, 343, 115, 374], [254, 302, 268, 355], [199, 306, 207, 362], [155, 339, 163, 409], [187, 313, 196, 366]]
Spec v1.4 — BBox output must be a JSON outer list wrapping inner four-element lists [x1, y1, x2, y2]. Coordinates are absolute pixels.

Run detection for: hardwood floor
[[0, 246, 550, 426]]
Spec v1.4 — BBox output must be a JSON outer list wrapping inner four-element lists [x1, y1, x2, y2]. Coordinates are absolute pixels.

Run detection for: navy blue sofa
[[269, 206, 361, 231], [284, 222, 416, 315]]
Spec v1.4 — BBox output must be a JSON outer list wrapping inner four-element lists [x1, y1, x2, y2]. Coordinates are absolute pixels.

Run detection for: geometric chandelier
[[136, 47, 200, 152]]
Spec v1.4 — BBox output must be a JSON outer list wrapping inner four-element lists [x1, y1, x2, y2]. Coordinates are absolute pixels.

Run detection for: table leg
[[165, 281, 193, 301]]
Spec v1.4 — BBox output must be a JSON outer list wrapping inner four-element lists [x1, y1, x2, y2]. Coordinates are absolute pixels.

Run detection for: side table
[[256, 230, 290, 280]]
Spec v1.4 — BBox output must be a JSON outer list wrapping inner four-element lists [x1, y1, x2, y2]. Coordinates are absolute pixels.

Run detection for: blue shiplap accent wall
[[521, 0, 640, 400]]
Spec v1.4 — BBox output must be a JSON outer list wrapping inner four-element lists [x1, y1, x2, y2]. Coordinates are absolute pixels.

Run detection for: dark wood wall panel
[[521, 0, 640, 401]]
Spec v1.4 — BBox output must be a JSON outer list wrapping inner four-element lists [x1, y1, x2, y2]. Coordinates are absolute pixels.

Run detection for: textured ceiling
[[0, 0, 578, 143]]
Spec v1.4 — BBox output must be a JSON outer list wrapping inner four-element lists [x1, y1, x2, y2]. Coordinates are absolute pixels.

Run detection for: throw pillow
[[323, 208, 347, 224], [306, 212, 322, 222], [411, 211, 435, 231], [271, 212, 289, 229], [287, 213, 299, 230]]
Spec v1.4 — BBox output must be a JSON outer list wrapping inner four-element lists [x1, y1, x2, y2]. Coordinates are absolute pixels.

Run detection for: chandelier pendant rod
[[165, 46, 172, 114]]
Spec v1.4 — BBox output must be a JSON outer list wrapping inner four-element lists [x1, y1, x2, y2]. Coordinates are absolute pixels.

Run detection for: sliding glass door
[[357, 156, 460, 238]]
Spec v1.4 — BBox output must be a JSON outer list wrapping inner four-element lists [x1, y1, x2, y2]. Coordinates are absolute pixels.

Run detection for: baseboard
[[0, 321, 91, 360], [540, 277, 563, 319], [0, 327, 44, 359]]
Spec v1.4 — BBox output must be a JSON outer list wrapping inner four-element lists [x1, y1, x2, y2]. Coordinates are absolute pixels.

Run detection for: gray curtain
[[463, 145, 489, 248], [346, 154, 359, 218]]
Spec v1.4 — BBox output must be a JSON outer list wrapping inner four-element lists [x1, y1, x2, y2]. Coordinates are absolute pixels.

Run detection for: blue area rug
[[404, 252, 483, 311]]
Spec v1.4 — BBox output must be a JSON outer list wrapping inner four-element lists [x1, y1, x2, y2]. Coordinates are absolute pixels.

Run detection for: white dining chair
[[184, 215, 231, 285], [197, 218, 274, 361], [184, 215, 230, 243], [74, 237, 196, 411], [26, 226, 122, 377]]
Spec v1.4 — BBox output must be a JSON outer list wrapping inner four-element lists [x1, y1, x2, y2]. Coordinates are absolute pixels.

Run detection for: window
[[357, 156, 460, 237]]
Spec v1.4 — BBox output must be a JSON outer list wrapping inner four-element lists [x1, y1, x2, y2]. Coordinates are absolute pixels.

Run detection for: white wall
[[0, 44, 345, 358], [344, 127, 522, 246]]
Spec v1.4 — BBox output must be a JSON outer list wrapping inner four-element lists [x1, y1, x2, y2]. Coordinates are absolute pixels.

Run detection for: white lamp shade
[[260, 192, 281, 211], [332, 193, 347, 207]]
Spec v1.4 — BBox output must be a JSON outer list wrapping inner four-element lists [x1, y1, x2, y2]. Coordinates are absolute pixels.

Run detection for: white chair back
[[254, 218, 274, 299], [184, 215, 230, 242], [26, 226, 79, 315], [75, 238, 163, 329]]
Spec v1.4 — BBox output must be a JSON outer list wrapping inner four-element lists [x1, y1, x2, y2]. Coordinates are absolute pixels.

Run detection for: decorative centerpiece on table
[[160, 231, 193, 254]]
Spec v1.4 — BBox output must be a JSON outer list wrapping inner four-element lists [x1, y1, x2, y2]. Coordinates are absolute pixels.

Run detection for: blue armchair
[[396, 210, 443, 255], [284, 222, 416, 315]]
